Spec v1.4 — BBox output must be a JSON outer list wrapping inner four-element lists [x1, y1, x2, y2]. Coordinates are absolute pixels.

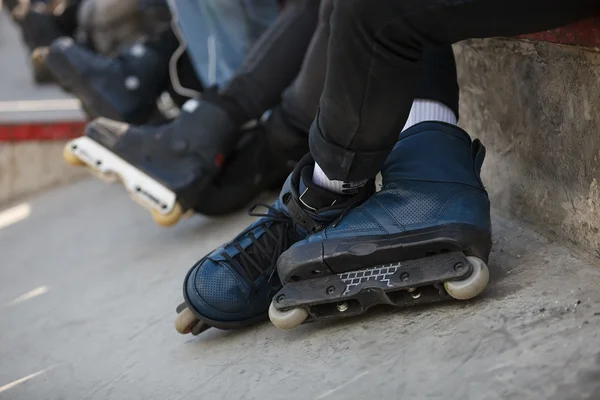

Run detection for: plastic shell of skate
[[63, 137, 185, 226], [268, 253, 489, 330]]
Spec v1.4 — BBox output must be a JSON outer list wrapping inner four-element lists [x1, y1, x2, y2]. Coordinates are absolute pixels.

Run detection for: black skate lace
[[215, 204, 298, 292]]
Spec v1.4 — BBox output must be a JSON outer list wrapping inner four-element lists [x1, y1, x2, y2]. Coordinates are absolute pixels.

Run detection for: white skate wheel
[[444, 256, 489, 300], [175, 306, 199, 334], [268, 302, 308, 330]]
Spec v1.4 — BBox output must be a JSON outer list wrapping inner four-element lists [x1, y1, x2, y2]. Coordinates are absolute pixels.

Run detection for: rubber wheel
[[31, 46, 48, 69], [444, 256, 489, 300], [151, 202, 183, 227], [268, 302, 308, 330], [175, 306, 198, 334], [63, 144, 84, 166]]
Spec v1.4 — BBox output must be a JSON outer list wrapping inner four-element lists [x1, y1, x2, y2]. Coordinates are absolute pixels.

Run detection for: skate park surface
[[2, 15, 600, 400], [1, 179, 600, 400]]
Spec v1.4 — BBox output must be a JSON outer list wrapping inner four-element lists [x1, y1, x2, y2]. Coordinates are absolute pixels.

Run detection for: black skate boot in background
[[63, 97, 255, 226], [63, 100, 311, 223], [42, 37, 168, 123], [10, 1, 65, 83], [196, 105, 309, 216]]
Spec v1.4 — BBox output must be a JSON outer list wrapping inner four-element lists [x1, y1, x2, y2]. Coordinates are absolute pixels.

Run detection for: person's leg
[[269, 45, 491, 329], [64, 0, 324, 226], [217, 0, 321, 123], [277, 0, 333, 134], [193, 0, 334, 215], [174, 46, 461, 335], [311, 0, 600, 184], [172, 0, 280, 90]]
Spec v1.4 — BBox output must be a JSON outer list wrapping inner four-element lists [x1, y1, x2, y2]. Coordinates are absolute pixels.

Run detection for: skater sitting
[[174, 0, 600, 334]]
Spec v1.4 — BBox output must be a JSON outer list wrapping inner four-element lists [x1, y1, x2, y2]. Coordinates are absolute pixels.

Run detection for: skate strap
[[287, 196, 323, 234]]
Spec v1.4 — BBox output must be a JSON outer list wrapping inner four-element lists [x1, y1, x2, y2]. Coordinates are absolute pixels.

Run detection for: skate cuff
[[309, 124, 391, 182]]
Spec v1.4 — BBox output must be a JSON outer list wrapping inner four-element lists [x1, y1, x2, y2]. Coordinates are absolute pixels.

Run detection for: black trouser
[[220, 0, 322, 122], [310, 0, 600, 181], [219, 0, 459, 138], [280, 0, 459, 135]]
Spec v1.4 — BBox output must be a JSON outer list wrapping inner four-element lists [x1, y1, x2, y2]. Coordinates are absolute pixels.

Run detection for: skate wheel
[[151, 203, 183, 227], [268, 302, 308, 330], [175, 306, 199, 334], [63, 144, 85, 167], [31, 47, 48, 69], [444, 256, 489, 300]]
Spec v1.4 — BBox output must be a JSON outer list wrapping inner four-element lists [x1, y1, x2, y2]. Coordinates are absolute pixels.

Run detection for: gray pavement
[[1, 178, 600, 400]]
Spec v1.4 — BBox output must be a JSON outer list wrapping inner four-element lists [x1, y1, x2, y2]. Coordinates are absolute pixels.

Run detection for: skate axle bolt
[[276, 294, 286, 303], [399, 272, 410, 282], [336, 302, 349, 312], [326, 286, 336, 295], [454, 262, 465, 272], [407, 288, 416, 293]]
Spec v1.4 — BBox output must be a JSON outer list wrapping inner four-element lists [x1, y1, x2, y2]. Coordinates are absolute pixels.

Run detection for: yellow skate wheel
[[63, 144, 85, 166], [151, 202, 183, 227], [31, 47, 48, 69], [268, 302, 308, 330], [444, 256, 489, 300], [175, 306, 199, 334]]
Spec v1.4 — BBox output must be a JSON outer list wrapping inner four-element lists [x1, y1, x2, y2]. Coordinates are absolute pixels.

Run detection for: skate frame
[[272, 252, 473, 323]]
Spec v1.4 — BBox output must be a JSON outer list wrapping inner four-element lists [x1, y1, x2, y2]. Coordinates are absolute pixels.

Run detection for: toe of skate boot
[[176, 155, 375, 335]]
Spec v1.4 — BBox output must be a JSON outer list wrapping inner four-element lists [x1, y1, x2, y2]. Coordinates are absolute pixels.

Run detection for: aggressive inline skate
[[268, 122, 492, 329]]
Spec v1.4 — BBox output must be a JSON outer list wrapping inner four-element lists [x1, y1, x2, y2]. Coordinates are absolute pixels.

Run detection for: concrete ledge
[[0, 139, 87, 206], [455, 38, 600, 258]]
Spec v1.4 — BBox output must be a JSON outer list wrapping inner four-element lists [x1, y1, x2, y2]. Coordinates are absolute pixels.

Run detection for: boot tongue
[[298, 166, 351, 212]]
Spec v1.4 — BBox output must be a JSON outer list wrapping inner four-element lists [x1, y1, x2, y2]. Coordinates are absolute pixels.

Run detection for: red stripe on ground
[[0, 122, 84, 141], [518, 17, 600, 48]]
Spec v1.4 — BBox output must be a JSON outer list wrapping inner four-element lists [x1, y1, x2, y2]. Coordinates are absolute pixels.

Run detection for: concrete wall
[[0, 11, 86, 206], [455, 38, 600, 257], [0, 140, 86, 205]]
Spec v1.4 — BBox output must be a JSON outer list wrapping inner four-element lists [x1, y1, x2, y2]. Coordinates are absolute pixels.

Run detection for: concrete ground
[[1, 178, 600, 400]]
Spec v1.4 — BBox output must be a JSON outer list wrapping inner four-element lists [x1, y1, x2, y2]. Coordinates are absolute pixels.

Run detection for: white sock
[[313, 100, 457, 194], [312, 163, 367, 195], [402, 99, 457, 131]]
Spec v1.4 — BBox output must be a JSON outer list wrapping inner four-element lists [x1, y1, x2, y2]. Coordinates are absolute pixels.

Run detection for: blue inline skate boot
[[175, 154, 375, 335], [269, 122, 493, 329], [42, 37, 166, 123]]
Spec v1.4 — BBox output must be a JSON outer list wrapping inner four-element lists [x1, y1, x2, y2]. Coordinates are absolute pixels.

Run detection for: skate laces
[[217, 204, 297, 291]]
